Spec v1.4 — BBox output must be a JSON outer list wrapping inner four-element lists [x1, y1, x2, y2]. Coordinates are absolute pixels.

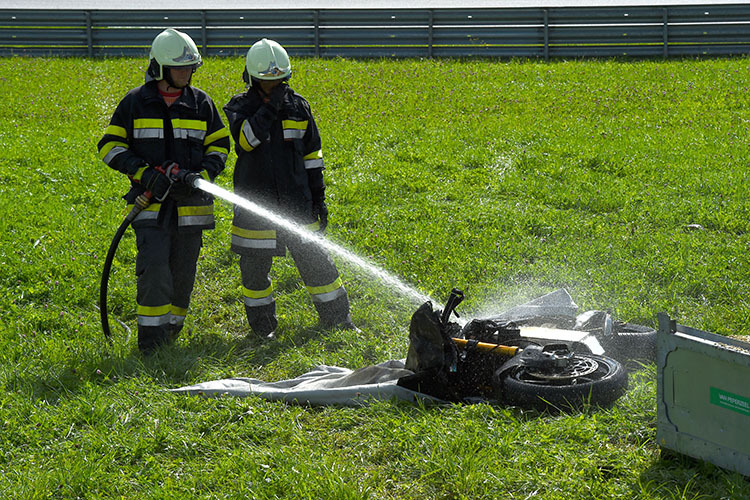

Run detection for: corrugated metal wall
[[1, 5, 749, 58]]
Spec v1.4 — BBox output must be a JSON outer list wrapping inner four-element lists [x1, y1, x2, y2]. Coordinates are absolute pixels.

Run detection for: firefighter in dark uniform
[[223, 38, 357, 340], [98, 28, 230, 353]]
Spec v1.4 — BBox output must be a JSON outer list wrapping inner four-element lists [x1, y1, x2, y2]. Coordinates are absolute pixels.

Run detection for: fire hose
[[99, 167, 200, 342], [99, 191, 152, 342]]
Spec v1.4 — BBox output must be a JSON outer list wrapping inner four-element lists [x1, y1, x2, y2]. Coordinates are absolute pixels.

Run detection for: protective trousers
[[134, 225, 203, 352], [240, 235, 350, 336]]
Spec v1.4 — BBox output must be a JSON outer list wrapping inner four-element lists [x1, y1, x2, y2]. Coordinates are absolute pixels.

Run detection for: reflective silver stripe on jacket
[[103, 146, 128, 165], [242, 120, 262, 148], [207, 150, 228, 162], [133, 209, 160, 222], [179, 214, 213, 227], [132, 128, 164, 139], [177, 205, 214, 228], [173, 128, 207, 141], [133, 209, 159, 222], [283, 128, 306, 140], [304, 158, 324, 170]]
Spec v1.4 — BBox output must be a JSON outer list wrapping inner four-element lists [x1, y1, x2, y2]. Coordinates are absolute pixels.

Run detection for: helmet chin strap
[[162, 67, 192, 91]]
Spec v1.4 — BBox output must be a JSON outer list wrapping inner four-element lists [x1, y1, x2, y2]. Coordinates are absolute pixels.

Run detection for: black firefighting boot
[[244, 302, 278, 341], [315, 295, 360, 333], [138, 325, 170, 355], [167, 324, 184, 343]]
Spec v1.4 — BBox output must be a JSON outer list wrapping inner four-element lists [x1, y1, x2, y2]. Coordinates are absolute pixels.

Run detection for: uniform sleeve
[[200, 97, 230, 181], [224, 92, 279, 154], [302, 103, 326, 203], [223, 94, 249, 154], [97, 94, 148, 176]]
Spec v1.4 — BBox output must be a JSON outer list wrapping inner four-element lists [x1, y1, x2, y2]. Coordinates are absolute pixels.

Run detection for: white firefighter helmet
[[147, 28, 202, 82], [245, 38, 291, 81]]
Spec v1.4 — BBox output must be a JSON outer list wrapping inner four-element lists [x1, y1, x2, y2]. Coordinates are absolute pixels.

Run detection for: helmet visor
[[258, 62, 288, 79], [165, 62, 202, 73]]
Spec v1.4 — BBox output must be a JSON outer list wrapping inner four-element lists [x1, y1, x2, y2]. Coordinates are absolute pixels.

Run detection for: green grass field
[[1, 55, 749, 499]]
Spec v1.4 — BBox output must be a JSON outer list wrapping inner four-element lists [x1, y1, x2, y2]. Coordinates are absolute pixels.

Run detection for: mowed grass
[[1, 55, 749, 498]]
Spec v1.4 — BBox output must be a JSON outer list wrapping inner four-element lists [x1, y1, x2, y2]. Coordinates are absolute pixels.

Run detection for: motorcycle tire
[[499, 353, 628, 411], [607, 321, 657, 362]]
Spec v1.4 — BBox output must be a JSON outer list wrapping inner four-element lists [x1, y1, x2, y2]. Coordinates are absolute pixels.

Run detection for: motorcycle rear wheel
[[499, 354, 628, 411]]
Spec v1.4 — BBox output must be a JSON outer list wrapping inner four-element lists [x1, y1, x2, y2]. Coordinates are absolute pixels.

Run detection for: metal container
[[657, 313, 750, 476]]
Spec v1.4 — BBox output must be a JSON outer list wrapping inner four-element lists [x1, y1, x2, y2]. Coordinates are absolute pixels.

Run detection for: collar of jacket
[[142, 80, 199, 112]]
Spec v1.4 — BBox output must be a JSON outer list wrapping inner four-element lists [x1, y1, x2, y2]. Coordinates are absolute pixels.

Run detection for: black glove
[[181, 171, 201, 186], [250, 105, 278, 140], [266, 82, 288, 112], [312, 201, 328, 233], [248, 83, 288, 142], [163, 162, 201, 186], [139, 166, 172, 201]]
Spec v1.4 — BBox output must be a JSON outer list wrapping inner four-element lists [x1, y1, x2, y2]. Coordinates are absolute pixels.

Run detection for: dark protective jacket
[[98, 80, 230, 231], [224, 85, 326, 255]]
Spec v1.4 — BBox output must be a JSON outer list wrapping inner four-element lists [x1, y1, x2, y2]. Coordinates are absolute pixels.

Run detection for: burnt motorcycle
[[397, 289, 629, 411]]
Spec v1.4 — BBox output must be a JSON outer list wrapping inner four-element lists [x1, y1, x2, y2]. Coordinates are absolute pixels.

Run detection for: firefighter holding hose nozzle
[[223, 38, 358, 341], [97, 28, 230, 354]]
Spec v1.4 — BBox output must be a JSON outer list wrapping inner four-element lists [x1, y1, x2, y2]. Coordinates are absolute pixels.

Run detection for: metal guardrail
[[1, 5, 750, 59]]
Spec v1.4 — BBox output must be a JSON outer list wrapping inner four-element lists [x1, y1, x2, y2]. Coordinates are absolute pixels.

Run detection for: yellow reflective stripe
[[137, 303, 171, 317], [206, 145, 229, 155], [282, 119, 308, 130], [105, 125, 127, 138], [170, 305, 188, 317], [303, 149, 323, 161], [242, 285, 273, 299], [127, 203, 161, 212], [132, 166, 148, 181], [177, 204, 213, 216], [305, 220, 321, 231], [98, 140, 128, 160], [231, 226, 276, 239], [239, 132, 254, 152], [200, 171, 211, 181], [172, 118, 207, 131], [134, 118, 163, 129], [204, 127, 229, 145], [306, 277, 343, 296]]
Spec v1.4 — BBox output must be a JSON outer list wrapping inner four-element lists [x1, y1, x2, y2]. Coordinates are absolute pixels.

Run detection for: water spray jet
[[195, 179, 435, 306]]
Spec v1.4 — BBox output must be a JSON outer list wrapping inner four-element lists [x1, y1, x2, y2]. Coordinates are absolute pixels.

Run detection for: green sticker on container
[[710, 387, 750, 416]]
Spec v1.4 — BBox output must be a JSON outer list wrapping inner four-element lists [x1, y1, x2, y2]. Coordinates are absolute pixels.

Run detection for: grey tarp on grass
[[170, 289, 592, 406], [169, 359, 442, 406]]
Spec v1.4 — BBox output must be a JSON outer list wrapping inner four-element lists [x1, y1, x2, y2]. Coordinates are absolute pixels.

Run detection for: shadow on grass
[[16, 322, 335, 404], [636, 449, 750, 499]]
